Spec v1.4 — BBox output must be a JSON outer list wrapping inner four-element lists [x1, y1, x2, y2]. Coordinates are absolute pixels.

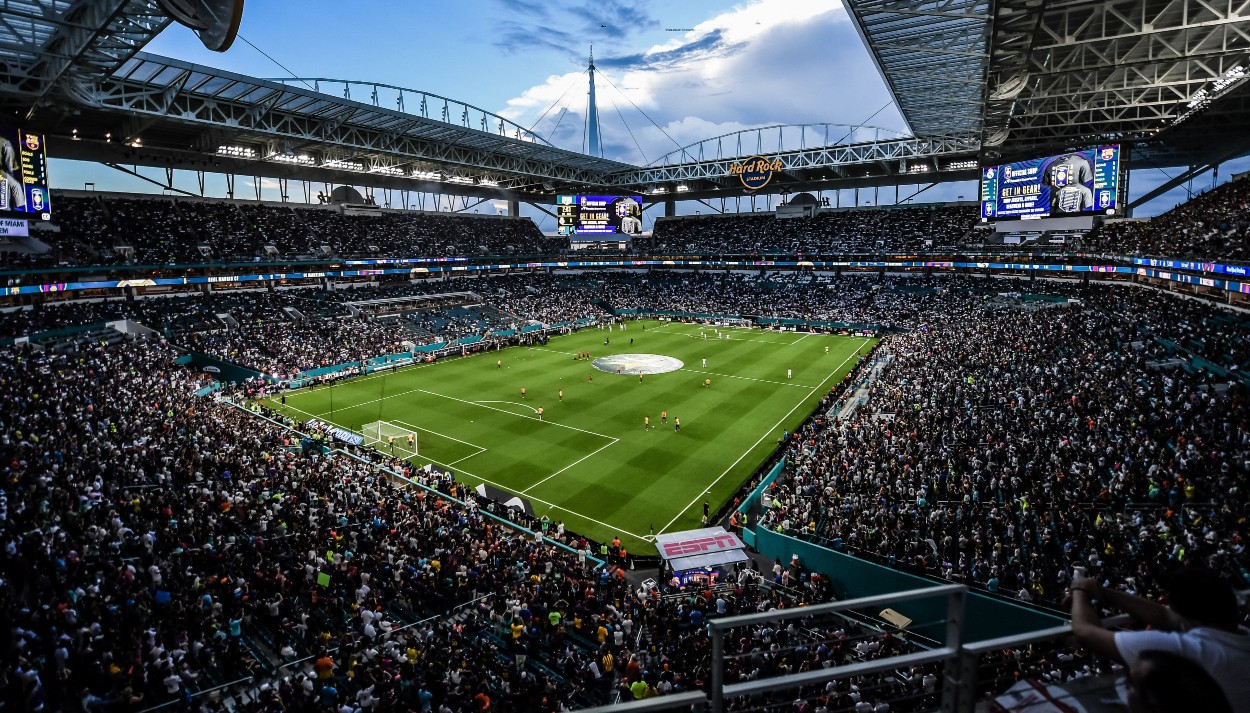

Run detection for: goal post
[[362, 420, 418, 457]]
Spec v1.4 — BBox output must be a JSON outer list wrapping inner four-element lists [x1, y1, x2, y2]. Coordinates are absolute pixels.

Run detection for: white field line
[[390, 419, 488, 467], [270, 406, 649, 540], [655, 338, 868, 536], [520, 437, 619, 495], [473, 399, 539, 414], [390, 418, 490, 450], [526, 345, 580, 357], [647, 328, 800, 346], [362, 422, 646, 539], [678, 367, 811, 389], [445, 451, 485, 466], [302, 382, 617, 441]]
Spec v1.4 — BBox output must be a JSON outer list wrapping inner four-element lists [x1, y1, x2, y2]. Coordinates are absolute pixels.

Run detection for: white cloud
[[499, 0, 905, 165]]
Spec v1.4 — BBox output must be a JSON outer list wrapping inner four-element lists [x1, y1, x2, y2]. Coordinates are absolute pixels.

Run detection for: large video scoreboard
[[557, 195, 643, 236], [0, 123, 51, 221], [980, 145, 1120, 220]]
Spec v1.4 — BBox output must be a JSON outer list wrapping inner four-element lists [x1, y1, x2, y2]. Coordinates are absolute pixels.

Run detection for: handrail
[[577, 691, 707, 713], [707, 583, 967, 631], [961, 613, 1132, 654], [134, 675, 253, 713]]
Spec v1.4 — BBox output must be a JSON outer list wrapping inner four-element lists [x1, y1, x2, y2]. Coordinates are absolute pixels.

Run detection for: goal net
[[362, 420, 418, 457]]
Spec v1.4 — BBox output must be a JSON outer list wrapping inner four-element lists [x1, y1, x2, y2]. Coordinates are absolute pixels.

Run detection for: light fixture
[[271, 153, 315, 165], [217, 145, 256, 158], [323, 158, 364, 171]]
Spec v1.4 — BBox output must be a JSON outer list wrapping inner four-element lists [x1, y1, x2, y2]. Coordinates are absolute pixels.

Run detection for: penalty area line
[[274, 409, 649, 541], [520, 436, 619, 496], [421, 453, 647, 541], [473, 399, 539, 414]]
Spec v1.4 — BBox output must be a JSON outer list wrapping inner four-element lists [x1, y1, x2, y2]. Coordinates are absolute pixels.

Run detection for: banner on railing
[[304, 419, 364, 446]]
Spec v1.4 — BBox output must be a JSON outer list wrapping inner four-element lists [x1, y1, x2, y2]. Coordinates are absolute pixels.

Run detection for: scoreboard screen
[[557, 195, 642, 236], [980, 145, 1120, 221], [0, 123, 51, 220]]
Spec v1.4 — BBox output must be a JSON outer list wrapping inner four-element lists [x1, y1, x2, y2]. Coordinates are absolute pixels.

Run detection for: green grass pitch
[[264, 320, 874, 551]]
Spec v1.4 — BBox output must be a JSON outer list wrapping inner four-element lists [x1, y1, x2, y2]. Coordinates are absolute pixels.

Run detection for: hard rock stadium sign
[[728, 156, 782, 190]]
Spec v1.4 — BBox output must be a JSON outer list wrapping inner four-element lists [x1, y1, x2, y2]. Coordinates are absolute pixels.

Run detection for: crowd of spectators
[[760, 289, 1249, 614], [2, 269, 1248, 712], [1091, 176, 1250, 259], [31, 195, 551, 265], [182, 319, 408, 377], [650, 205, 976, 255], [2, 181, 1247, 270], [2, 335, 954, 713]]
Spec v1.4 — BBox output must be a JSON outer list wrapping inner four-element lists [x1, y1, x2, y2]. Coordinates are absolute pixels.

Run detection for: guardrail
[[573, 586, 1130, 713]]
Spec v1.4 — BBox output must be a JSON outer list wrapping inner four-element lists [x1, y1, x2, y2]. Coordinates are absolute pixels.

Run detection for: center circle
[[592, 353, 685, 375]]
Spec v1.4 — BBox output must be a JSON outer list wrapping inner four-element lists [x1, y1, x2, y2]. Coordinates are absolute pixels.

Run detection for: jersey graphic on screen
[[1055, 184, 1094, 213], [1048, 155, 1092, 188], [0, 138, 25, 211]]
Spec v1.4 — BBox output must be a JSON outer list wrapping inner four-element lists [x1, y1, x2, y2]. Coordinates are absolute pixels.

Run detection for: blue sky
[[49, 0, 1246, 228]]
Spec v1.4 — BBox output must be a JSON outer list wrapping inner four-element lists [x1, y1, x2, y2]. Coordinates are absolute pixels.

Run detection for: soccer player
[[406, 433, 415, 450], [558, 389, 563, 402], [787, 368, 792, 379], [702, 357, 707, 368], [588, 372, 593, 383], [496, 359, 502, 369], [704, 378, 711, 388], [521, 387, 526, 399], [644, 416, 650, 432], [638, 373, 643, 383], [661, 410, 667, 424], [536, 407, 543, 421], [824, 346, 829, 354], [387, 435, 395, 453], [674, 417, 681, 432]]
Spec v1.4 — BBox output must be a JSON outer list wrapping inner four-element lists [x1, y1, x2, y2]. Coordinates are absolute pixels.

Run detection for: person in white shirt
[[1071, 568, 1250, 713]]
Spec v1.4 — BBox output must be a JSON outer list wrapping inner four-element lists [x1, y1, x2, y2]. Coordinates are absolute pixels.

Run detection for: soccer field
[[265, 320, 873, 551]]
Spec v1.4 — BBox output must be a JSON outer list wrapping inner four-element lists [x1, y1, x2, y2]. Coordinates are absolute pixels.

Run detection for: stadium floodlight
[[411, 170, 440, 180], [323, 158, 365, 171], [946, 160, 977, 171], [271, 154, 315, 166], [675, 184, 689, 192], [479, 179, 499, 187], [369, 166, 405, 176], [217, 145, 256, 158], [650, 186, 667, 194], [1173, 64, 1247, 127], [447, 176, 474, 185]]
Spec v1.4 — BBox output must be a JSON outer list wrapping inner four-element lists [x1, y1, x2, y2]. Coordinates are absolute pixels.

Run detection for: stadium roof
[[845, 0, 991, 140], [846, 0, 1250, 166], [3, 0, 1250, 202], [0, 0, 171, 101]]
